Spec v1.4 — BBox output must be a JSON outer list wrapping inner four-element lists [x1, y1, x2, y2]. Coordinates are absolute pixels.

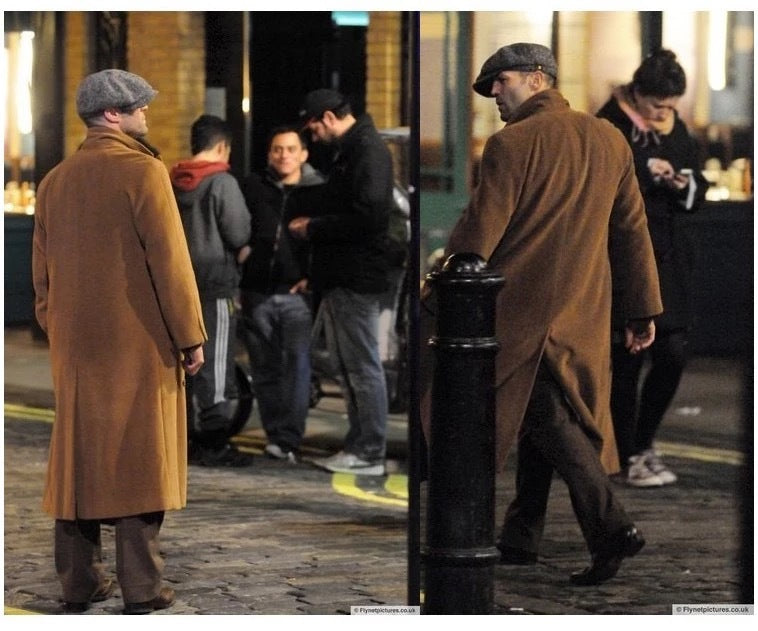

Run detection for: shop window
[[4, 30, 35, 214]]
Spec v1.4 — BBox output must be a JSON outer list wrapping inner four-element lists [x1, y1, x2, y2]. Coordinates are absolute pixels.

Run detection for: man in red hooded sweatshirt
[[171, 114, 253, 467]]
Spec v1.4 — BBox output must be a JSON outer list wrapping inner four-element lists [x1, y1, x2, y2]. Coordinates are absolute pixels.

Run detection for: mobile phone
[[678, 168, 693, 176]]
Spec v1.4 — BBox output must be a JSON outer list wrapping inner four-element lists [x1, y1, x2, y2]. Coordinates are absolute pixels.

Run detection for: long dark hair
[[632, 49, 686, 98]]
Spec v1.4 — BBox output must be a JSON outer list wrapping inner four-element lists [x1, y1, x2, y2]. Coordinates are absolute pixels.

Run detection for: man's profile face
[[490, 71, 533, 121], [268, 132, 307, 179], [304, 112, 338, 144], [118, 105, 149, 138]]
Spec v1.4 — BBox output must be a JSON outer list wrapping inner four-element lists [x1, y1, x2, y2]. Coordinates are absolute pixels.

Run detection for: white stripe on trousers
[[213, 298, 230, 405]]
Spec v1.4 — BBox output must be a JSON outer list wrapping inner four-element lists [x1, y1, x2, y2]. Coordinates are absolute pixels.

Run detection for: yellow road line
[[4, 403, 54, 422], [655, 440, 744, 466], [331, 472, 407, 508], [384, 474, 409, 499], [4, 606, 39, 615], [4, 404, 747, 470]]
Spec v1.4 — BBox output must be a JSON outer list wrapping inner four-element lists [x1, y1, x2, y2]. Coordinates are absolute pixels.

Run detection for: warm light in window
[[2, 45, 8, 141], [15, 31, 34, 134], [708, 11, 728, 91]]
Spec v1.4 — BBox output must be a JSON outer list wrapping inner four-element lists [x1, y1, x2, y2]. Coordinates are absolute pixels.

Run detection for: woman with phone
[[597, 49, 708, 488]]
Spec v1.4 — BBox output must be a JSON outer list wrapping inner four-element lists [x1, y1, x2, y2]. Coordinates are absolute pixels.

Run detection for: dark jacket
[[240, 163, 324, 294], [597, 92, 707, 331], [306, 113, 393, 294], [170, 161, 251, 300]]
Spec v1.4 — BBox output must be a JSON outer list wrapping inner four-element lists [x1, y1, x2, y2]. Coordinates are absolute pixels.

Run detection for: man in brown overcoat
[[32, 69, 207, 613], [422, 43, 663, 586]]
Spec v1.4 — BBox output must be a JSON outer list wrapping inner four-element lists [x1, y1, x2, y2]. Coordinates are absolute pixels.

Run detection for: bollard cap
[[425, 252, 504, 291], [442, 252, 489, 275]]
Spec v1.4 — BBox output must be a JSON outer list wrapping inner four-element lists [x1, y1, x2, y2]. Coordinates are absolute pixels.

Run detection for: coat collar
[[336, 113, 375, 151], [506, 89, 570, 125], [81, 126, 160, 158]]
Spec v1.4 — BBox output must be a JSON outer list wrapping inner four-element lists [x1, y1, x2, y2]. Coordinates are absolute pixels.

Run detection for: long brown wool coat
[[33, 127, 207, 520], [423, 90, 662, 474]]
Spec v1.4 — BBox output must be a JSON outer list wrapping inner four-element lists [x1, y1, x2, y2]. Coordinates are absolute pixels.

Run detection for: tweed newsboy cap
[[472, 43, 557, 97], [76, 69, 158, 120], [298, 88, 348, 122]]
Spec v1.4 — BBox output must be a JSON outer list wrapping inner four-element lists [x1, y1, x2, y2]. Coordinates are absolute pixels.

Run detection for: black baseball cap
[[298, 89, 348, 123]]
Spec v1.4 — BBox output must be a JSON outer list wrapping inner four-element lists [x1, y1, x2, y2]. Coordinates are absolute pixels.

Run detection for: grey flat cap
[[472, 43, 557, 97], [76, 69, 157, 120]]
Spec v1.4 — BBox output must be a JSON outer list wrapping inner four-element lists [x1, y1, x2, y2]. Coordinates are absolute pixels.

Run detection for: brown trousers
[[54, 511, 164, 604], [500, 363, 631, 556]]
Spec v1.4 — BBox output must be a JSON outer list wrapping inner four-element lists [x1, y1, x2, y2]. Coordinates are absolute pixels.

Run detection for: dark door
[[249, 12, 367, 173]]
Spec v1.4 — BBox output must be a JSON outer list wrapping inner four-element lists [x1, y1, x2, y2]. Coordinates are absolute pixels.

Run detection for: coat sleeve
[[32, 179, 50, 333], [445, 132, 520, 261], [608, 145, 664, 322], [215, 174, 252, 250], [133, 160, 207, 350]]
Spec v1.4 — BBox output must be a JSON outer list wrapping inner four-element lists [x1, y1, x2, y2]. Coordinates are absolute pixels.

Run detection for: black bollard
[[422, 252, 504, 614]]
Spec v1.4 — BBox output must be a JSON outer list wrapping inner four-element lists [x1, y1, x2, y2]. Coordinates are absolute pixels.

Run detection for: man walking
[[32, 69, 207, 613], [289, 89, 393, 476], [239, 126, 324, 463], [423, 43, 663, 585], [171, 114, 253, 467]]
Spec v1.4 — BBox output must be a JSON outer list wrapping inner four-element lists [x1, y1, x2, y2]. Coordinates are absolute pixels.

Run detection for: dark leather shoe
[[198, 444, 254, 467], [570, 525, 645, 586], [498, 545, 538, 565], [62, 578, 115, 613], [123, 586, 176, 615]]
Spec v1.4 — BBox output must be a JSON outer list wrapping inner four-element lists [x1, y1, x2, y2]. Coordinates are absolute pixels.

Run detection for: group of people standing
[[32, 69, 395, 613], [31, 41, 706, 613], [169, 91, 396, 475]]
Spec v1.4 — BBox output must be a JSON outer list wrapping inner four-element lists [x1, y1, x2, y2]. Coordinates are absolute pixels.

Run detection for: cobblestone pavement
[[3, 326, 754, 619], [4, 417, 408, 615]]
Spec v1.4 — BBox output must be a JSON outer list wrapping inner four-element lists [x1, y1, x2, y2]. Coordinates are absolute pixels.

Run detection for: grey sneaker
[[313, 451, 385, 476], [625, 454, 664, 487], [264, 443, 297, 464], [642, 449, 677, 484]]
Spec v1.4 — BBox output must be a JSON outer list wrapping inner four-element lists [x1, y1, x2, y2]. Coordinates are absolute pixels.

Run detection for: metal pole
[[422, 252, 503, 614], [406, 9, 422, 609]]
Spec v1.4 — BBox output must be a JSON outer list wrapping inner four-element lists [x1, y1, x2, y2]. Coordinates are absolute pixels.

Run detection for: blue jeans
[[318, 287, 388, 461], [240, 291, 312, 452]]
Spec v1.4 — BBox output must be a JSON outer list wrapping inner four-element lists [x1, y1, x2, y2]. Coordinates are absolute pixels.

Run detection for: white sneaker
[[642, 449, 677, 485], [625, 454, 664, 487], [313, 451, 385, 476], [264, 444, 297, 464]]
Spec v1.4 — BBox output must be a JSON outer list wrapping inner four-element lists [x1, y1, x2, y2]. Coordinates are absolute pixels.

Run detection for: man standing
[[171, 114, 253, 468], [239, 126, 324, 463], [32, 69, 207, 614], [290, 89, 393, 476], [423, 44, 662, 585]]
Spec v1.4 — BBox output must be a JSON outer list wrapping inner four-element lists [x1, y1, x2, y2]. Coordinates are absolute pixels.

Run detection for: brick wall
[[61, 12, 405, 169], [366, 12, 404, 130], [127, 12, 205, 169], [63, 12, 89, 157], [367, 12, 407, 183]]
